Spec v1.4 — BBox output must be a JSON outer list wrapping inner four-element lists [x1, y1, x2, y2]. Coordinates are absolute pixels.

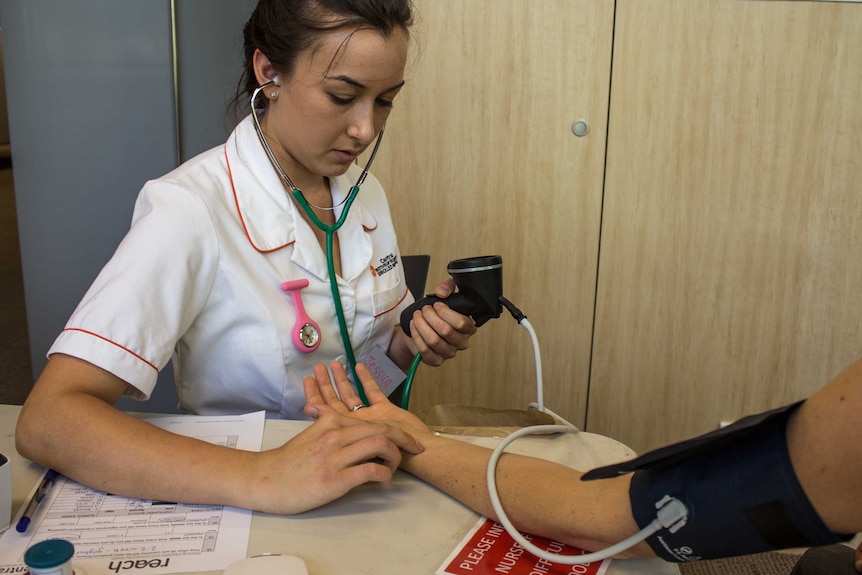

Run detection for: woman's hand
[[17, 356, 424, 517], [392, 277, 478, 368], [303, 361, 433, 442], [250, 407, 423, 514]]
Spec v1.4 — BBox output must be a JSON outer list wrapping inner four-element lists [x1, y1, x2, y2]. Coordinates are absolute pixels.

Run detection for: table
[[0, 404, 678, 575]]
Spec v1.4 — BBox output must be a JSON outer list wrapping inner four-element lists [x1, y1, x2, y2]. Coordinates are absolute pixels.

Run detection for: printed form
[[0, 411, 265, 575]]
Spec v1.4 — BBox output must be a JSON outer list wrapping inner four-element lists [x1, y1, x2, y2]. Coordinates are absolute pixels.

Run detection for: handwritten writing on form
[[0, 411, 265, 575]]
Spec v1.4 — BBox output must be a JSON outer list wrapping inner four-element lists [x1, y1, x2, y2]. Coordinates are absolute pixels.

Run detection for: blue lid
[[24, 539, 75, 568]]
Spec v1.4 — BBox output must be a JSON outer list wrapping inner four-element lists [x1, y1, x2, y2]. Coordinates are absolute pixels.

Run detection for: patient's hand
[[303, 362, 434, 444]]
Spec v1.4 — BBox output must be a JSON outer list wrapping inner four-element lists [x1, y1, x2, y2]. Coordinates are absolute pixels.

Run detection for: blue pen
[[16, 469, 59, 533]]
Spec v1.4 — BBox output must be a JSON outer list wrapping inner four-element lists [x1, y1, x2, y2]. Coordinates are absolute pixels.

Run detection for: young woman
[[16, 0, 476, 514]]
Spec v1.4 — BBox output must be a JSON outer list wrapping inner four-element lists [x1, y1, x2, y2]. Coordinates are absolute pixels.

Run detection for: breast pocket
[[372, 278, 409, 319], [352, 270, 409, 358]]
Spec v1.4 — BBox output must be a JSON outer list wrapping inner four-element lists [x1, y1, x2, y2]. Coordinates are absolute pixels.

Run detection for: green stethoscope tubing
[[293, 185, 422, 410], [253, 81, 421, 409], [291, 186, 368, 404], [401, 353, 423, 409]]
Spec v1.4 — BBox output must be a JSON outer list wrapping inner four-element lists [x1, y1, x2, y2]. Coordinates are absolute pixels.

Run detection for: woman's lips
[[333, 149, 358, 163]]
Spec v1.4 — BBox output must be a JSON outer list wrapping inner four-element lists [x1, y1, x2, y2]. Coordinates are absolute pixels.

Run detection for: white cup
[[0, 453, 10, 533]]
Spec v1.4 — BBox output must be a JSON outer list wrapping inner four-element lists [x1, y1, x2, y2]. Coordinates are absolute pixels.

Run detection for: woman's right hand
[[250, 406, 423, 514], [17, 354, 424, 517]]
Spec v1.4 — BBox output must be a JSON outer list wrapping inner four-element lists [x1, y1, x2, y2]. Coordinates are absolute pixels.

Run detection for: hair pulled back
[[230, 0, 414, 121]]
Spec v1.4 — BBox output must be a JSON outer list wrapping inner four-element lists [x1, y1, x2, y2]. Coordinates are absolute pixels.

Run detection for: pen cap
[[24, 539, 75, 575]]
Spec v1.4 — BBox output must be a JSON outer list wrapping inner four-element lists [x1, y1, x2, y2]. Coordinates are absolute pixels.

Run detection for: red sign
[[437, 518, 610, 575]]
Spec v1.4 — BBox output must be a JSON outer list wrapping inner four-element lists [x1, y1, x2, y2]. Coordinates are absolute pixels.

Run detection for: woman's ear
[[252, 49, 278, 86]]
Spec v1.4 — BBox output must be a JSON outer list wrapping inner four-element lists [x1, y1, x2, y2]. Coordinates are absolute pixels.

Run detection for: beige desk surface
[[0, 404, 678, 575]]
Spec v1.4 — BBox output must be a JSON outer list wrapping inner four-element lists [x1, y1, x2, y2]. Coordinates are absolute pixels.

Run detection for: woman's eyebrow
[[326, 74, 405, 93]]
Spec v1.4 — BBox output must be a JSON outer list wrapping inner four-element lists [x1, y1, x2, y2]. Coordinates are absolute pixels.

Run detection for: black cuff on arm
[[584, 402, 851, 562]]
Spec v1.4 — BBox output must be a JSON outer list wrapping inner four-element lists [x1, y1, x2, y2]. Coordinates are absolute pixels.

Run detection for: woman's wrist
[[387, 327, 416, 371]]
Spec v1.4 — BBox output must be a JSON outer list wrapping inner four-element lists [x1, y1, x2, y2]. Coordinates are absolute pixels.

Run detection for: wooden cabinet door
[[368, 0, 615, 425], [590, 0, 862, 453]]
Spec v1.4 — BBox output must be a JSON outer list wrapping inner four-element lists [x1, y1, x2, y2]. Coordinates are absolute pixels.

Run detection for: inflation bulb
[[400, 255, 503, 336]]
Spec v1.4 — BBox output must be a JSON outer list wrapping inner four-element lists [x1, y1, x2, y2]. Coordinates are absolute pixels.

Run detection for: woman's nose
[[347, 104, 376, 144]]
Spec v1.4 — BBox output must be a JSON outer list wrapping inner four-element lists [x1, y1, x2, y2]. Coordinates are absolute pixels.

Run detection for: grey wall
[[176, 1, 255, 162], [0, 30, 9, 148], [0, 0, 255, 412]]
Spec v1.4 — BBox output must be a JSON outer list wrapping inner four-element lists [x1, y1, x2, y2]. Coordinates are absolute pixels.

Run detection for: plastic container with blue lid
[[23, 539, 74, 575]]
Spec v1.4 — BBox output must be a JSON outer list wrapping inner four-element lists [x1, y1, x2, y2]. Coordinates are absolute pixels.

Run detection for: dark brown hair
[[229, 0, 414, 122]]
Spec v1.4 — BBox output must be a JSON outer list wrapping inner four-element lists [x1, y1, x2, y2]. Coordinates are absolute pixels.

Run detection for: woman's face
[[258, 26, 408, 188]]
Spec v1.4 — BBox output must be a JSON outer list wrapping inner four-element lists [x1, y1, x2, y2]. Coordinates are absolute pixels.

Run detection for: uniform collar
[[225, 116, 378, 281]]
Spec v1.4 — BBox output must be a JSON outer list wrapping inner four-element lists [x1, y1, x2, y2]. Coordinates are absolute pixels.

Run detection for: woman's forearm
[[18, 355, 423, 516], [16, 366, 264, 508]]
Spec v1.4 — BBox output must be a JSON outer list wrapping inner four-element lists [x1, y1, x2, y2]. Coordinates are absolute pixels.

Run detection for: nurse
[[16, 0, 475, 514]]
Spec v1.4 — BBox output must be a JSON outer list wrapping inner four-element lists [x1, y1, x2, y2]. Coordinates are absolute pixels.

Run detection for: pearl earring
[[270, 91, 278, 98]]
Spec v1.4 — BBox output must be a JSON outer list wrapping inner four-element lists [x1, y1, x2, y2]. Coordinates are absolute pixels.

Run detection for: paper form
[[0, 411, 265, 575]]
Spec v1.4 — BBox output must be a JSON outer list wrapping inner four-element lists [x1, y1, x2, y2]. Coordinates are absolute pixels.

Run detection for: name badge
[[356, 345, 406, 397]]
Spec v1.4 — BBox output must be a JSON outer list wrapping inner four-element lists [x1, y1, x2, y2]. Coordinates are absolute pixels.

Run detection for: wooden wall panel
[[590, 0, 862, 453], [369, 0, 615, 425]]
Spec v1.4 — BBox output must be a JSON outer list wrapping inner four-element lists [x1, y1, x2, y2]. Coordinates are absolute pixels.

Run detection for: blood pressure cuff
[[582, 401, 852, 562]]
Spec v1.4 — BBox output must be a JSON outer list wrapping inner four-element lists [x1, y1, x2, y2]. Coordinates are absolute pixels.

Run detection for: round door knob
[[571, 119, 590, 137]]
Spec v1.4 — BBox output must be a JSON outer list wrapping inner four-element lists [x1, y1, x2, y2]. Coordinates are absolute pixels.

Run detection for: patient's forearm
[[400, 434, 652, 557]]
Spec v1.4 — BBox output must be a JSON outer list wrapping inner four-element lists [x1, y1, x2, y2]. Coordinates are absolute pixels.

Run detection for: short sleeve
[[48, 181, 219, 399]]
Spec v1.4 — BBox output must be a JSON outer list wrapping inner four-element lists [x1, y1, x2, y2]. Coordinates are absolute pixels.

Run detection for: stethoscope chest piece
[[281, 279, 322, 353]]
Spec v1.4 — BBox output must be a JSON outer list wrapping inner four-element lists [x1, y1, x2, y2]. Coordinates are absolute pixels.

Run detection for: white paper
[[0, 411, 265, 575]]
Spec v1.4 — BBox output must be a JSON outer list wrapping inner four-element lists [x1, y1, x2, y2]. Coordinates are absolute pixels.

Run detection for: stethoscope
[[250, 78, 386, 405]]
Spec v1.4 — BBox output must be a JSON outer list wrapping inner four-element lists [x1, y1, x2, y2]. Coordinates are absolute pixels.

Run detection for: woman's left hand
[[303, 362, 433, 442], [400, 277, 478, 367]]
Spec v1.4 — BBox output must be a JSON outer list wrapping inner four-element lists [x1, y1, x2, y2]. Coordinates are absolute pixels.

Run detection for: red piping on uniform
[[374, 286, 409, 318], [63, 328, 159, 373], [225, 146, 294, 254]]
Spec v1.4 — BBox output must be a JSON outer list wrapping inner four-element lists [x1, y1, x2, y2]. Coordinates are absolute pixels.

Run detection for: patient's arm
[[303, 362, 651, 557], [305, 359, 862, 556], [785, 358, 862, 535]]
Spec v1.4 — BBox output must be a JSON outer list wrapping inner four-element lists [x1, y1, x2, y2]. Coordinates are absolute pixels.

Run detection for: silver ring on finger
[[351, 404, 365, 412]]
